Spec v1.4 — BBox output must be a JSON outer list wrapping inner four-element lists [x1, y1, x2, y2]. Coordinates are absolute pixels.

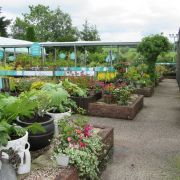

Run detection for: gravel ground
[[90, 79, 180, 180]]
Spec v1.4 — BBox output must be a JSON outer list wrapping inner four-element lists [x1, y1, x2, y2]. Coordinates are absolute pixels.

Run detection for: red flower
[[79, 141, 87, 148]]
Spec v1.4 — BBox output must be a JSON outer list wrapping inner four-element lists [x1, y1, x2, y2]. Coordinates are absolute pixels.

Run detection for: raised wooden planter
[[70, 92, 102, 113], [18, 126, 114, 180], [88, 95, 144, 120], [134, 86, 154, 97]]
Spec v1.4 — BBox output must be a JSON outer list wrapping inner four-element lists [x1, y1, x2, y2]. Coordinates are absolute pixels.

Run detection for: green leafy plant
[[62, 79, 87, 97], [113, 86, 133, 105], [41, 82, 77, 113], [137, 34, 171, 82]]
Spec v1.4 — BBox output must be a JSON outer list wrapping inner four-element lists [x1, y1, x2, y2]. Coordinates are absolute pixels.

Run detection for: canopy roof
[[40, 41, 139, 47], [0, 37, 139, 48], [0, 37, 32, 53]]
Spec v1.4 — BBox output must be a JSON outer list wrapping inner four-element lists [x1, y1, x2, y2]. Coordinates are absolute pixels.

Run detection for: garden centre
[[0, 31, 179, 179]]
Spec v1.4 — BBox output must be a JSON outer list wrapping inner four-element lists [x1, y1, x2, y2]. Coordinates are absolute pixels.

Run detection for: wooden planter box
[[70, 92, 102, 113], [134, 86, 154, 97], [18, 126, 113, 180], [88, 95, 144, 120]]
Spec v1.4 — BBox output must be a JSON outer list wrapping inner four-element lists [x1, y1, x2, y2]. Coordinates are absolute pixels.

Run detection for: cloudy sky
[[0, 0, 179, 41]]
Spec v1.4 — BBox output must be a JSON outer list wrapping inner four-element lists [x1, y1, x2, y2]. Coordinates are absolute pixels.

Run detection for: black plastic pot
[[16, 114, 54, 151]]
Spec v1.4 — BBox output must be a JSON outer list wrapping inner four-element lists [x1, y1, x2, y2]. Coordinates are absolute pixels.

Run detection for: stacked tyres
[[17, 114, 55, 151]]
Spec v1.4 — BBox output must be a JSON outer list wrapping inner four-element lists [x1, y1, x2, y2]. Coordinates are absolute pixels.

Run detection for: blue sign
[[70, 52, 76, 60], [106, 55, 115, 62], [8, 56, 16, 61], [0, 50, 4, 60], [59, 53, 66, 59], [30, 43, 41, 57]]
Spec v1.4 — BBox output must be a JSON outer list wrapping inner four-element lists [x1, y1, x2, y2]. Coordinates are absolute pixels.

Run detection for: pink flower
[[84, 124, 93, 137], [67, 137, 72, 142]]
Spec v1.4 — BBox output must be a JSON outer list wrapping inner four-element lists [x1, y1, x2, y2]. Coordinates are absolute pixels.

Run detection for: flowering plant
[[53, 116, 104, 179], [103, 83, 116, 95], [113, 86, 133, 105]]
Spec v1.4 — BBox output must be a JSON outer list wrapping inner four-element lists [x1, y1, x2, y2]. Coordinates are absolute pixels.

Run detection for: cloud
[[1, 0, 180, 41]]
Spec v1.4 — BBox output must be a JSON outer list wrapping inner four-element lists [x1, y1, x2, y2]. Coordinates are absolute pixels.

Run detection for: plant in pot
[[40, 83, 77, 136], [0, 94, 36, 174], [103, 83, 116, 104], [52, 116, 104, 179], [16, 90, 54, 151], [0, 94, 34, 148]]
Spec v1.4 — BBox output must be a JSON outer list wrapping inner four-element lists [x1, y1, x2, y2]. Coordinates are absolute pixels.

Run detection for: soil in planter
[[21, 114, 51, 123]]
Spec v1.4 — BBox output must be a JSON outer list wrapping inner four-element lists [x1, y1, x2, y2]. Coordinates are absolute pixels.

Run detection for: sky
[[0, 0, 180, 42]]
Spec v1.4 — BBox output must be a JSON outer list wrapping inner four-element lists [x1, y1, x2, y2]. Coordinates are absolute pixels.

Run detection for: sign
[[59, 53, 66, 59], [70, 52, 75, 60], [105, 55, 115, 62], [8, 56, 16, 61], [0, 50, 4, 60], [30, 43, 41, 57]]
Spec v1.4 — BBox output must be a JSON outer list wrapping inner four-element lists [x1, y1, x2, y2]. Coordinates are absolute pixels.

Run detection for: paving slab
[[90, 79, 180, 180]]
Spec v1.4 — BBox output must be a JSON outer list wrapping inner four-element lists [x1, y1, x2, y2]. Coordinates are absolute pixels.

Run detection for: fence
[[177, 29, 180, 87]]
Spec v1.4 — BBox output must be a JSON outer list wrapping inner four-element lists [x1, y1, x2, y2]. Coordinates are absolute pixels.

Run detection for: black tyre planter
[[17, 114, 54, 151]]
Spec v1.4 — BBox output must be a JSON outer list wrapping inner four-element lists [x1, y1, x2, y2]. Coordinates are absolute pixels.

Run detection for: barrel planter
[[70, 92, 102, 113], [88, 95, 144, 120], [17, 114, 55, 151], [133, 86, 154, 97]]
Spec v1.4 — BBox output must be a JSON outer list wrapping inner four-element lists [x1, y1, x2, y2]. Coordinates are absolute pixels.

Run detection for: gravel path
[[90, 79, 180, 180]]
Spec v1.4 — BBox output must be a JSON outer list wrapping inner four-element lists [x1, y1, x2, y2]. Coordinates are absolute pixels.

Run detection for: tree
[[11, 5, 78, 42], [11, 17, 29, 40], [0, 7, 11, 37], [25, 26, 36, 42], [137, 34, 171, 81], [80, 20, 100, 41]]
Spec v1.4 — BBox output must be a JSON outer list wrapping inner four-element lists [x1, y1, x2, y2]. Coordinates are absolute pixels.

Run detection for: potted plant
[[40, 83, 76, 136], [16, 90, 55, 151], [62, 79, 98, 113], [52, 116, 104, 179]]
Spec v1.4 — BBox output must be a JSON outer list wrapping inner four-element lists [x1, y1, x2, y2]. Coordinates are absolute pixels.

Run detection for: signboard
[[59, 53, 66, 59], [70, 52, 75, 60], [30, 43, 41, 57], [8, 56, 16, 61], [0, 50, 4, 60], [106, 55, 115, 62]]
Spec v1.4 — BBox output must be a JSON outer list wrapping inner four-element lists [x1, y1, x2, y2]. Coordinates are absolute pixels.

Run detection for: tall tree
[[11, 5, 78, 42], [25, 26, 36, 42], [0, 7, 11, 37], [80, 20, 100, 41]]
